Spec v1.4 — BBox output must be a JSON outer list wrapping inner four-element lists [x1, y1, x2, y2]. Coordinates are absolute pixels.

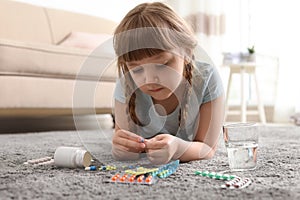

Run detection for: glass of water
[[223, 122, 259, 171]]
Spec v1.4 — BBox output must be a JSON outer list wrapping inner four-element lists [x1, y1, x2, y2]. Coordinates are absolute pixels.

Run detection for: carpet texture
[[0, 125, 299, 200]]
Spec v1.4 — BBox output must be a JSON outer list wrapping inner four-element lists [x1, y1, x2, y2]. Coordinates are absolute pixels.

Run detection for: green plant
[[247, 46, 255, 54]]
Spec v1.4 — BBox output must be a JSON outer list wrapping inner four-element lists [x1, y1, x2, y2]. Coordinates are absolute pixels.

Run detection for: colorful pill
[[120, 175, 126, 179], [111, 174, 120, 181], [137, 175, 144, 183], [222, 174, 230, 180], [208, 172, 216, 178], [195, 171, 202, 175], [145, 176, 152, 183], [139, 138, 145, 143], [202, 171, 209, 176], [229, 175, 236, 180], [215, 173, 222, 179], [225, 177, 241, 187], [129, 175, 136, 182], [120, 174, 128, 182], [25, 157, 52, 165], [234, 178, 251, 188], [85, 166, 96, 171]]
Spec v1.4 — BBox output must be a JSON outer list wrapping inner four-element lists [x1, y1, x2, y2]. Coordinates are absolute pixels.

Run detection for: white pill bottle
[[54, 146, 92, 168]]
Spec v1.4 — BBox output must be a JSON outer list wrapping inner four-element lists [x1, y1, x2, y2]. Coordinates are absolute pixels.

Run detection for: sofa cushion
[[59, 32, 111, 50], [0, 39, 117, 82], [0, 76, 115, 109], [46, 8, 116, 44]]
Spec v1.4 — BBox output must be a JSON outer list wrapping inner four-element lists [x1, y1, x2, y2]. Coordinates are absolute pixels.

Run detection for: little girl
[[112, 2, 225, 164]]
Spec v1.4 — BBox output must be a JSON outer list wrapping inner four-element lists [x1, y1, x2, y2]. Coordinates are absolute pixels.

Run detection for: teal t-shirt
[[113, 61, 224, 141]]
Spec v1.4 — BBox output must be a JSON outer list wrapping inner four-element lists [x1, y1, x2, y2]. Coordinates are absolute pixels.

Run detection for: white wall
[[14, 0, 156, 22]]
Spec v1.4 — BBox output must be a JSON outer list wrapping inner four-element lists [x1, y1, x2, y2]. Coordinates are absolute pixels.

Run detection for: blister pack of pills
[[24, 156, 54, 166], [195, 170, 252, 189], [221, 177, 252, 189], [110, 173, 158, 185], [108, 160, 180, 185], [195, 170, 236, 180]]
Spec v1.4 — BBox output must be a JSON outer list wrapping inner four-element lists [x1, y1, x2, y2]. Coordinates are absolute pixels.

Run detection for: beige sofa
[[0, 0, 118, 118]]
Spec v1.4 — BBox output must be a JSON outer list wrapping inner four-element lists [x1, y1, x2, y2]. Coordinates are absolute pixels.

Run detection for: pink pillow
[[59, 32, 112, 50]]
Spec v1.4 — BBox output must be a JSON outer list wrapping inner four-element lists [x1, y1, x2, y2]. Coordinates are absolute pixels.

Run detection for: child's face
[[126, 51, 185, 101]]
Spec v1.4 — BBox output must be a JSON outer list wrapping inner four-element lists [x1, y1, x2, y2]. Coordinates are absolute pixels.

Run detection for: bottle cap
[[75, 149, 92, 167]]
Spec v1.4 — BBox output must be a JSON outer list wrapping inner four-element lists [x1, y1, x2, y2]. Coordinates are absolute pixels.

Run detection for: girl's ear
[[184, 54, 192, 65], [184, 49, 193, 64], [184, 59, 189, 66]]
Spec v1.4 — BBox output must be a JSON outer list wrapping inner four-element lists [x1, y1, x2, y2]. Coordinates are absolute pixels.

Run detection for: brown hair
[[113, 2, 197, 131]]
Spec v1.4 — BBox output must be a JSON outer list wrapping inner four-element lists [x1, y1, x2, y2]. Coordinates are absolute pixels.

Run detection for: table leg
[[241, 67, 246, 122], [225, 70, 233, 121], [254, 73, 266, 123]]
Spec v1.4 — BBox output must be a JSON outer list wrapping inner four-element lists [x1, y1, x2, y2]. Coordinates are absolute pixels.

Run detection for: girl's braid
[[125, 76, 143, 132], [178, 61, 194, 129]]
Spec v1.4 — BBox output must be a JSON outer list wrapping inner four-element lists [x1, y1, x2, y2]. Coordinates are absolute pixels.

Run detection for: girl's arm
[[145, 95, 225, 163], [112, 100, 146, 160], [177, 94, 225, 162]]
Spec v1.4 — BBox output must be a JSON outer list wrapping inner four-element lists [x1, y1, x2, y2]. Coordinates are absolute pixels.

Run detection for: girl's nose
[[144, 67, 159, 84], [144, 72, 159, 84]]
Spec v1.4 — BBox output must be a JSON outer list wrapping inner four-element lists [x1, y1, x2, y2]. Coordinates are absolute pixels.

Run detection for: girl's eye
[[132, 67, 144, 74], [156, 62, 169, 68]]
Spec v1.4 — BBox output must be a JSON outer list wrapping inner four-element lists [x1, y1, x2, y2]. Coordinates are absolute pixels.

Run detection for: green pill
[[202, 171, 209, 176], [229, 175, 236, 180], [208, 172, 216, 178], [222, 174, 230, 180], [215, 173, 222, 179], [195, 171, 202, 175]]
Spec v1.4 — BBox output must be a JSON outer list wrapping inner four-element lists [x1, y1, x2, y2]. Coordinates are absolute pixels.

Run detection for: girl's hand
[[112, 129, 146, 160], [145, 134, 181, 164]]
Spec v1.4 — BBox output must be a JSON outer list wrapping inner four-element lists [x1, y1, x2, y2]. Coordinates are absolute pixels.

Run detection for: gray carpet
[[0, 125, 299, 200]]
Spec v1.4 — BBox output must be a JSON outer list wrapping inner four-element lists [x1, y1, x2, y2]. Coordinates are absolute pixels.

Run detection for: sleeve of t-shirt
[[113, 78, 126, 103], [202, 65, 224, 103]]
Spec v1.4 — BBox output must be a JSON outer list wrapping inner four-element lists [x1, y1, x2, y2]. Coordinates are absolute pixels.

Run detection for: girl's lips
[[149, 88, 163, 92]]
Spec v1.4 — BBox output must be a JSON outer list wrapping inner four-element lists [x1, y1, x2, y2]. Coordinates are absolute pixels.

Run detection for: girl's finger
[[145, 138, 167, 149], [113, 143, 129, 152], [114, 137, 146, 150], [116, 129, 144, 142], [145, 141, 164, 150]]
